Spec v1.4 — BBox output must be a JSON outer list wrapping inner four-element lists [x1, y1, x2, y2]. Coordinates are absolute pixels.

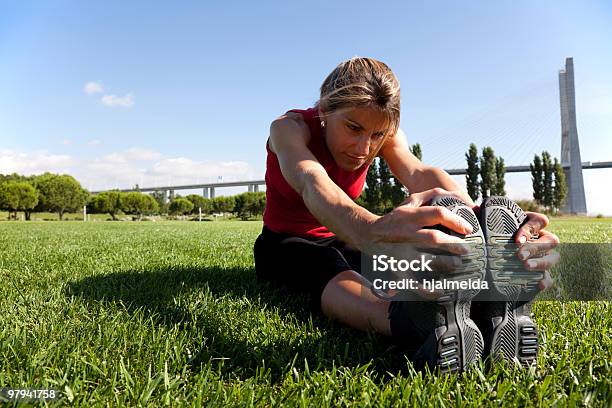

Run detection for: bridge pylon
[[559, 57, 587, 214]]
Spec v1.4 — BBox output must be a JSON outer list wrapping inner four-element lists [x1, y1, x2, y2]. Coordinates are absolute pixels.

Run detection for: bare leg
[[320, 270, 391, 336]]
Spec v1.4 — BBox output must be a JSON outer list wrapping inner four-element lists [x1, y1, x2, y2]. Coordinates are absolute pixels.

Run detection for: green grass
[[0, 220, 610, 406]]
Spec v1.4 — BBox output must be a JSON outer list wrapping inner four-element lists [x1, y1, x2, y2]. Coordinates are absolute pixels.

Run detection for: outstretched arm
[[269, 113, 378, 250], [379, 128, 476, 208], [268, 114, 472, 252]]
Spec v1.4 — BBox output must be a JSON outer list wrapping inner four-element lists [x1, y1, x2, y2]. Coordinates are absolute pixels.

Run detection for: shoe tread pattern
[[480, 196, 539, 367], [428, 195, 486, 372]]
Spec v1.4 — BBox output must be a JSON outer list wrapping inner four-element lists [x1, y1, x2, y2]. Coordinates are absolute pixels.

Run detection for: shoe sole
[[428, 195, 486, 372], [479, 196, 540, 366]]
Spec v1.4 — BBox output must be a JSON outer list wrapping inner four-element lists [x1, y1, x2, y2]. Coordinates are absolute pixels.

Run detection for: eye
[[346, 123, 360, 131]]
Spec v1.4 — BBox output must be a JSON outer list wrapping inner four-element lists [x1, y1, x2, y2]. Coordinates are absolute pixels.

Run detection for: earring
[[320, 120, 326, 128]]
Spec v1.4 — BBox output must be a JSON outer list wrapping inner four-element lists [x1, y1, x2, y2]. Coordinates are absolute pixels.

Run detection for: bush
[[212, 196, 235, 214], [233, 192, 266, 220], [185, 194, 213, 215], [169, 198, 194, 215], [120, 192, 159, 219], [89, 190, 122, 220], [35, 173, 89, 220], [0, 181, 38, 220]]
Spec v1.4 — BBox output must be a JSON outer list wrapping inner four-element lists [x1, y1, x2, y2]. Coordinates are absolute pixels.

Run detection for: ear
[[317, 106, 327, 119]]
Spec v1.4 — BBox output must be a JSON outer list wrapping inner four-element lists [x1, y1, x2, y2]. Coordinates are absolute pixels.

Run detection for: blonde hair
[[316, 57, 401, 164]]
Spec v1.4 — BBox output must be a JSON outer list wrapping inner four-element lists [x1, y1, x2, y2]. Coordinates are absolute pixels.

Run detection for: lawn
[[0, 219, 610, 406]]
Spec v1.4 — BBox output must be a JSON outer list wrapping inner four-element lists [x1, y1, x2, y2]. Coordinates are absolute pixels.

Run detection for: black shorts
[[253, 226, 363, 310]]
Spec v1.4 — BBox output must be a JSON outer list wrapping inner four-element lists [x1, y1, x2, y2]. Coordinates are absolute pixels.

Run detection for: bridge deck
[[91, 161, 612, 194]]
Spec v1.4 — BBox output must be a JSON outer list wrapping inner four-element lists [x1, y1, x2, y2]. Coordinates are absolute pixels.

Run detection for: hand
[[368, 187, 474, 257], [514, 211, 560, 290], [365, 187, 477, 299]]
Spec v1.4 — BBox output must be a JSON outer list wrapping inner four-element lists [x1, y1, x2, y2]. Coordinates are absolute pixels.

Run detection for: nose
[[355, 134, 371, 156]]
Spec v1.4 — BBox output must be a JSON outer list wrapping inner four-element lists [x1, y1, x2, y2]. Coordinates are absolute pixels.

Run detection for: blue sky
[[1, 1, 611, 214]]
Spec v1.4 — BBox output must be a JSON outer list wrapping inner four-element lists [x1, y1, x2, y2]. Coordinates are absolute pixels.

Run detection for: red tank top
[[263, 107, 370, 238]]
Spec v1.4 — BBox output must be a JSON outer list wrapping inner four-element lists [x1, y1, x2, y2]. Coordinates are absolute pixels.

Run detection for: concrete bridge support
[[559, 57, 587, 214], [247, 184, 260, 193]]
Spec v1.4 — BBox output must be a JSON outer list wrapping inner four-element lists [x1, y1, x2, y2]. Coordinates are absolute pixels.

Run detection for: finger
[[419, 253, 463, 274], [415, 229, 471, 255], [538, 270, 553, 291], [515, 212, 549, 244], [517, 231, 560, 261], [414, 282, 444, 300], [415, 206, 474, 235], [400, 187, 449, 207], [523, 251, 561, 271], [404, 187, 467, 208]]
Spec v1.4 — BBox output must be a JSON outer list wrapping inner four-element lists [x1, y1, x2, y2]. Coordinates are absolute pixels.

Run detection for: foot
[[473, 196, 541, 367], [390, 195, 486, 373]]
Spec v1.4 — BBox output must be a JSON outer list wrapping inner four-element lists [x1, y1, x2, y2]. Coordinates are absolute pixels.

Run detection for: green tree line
[[358, 143, 422, 214], [0, 172, 266, 221], [464, 143, 507, 201], [530, 151, 567, 213]]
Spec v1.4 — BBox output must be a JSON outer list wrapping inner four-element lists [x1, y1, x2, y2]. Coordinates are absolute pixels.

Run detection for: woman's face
[[320, 106, 389, 171]]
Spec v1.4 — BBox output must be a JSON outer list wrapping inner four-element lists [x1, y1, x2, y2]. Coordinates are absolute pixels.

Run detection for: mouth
[[345, 153, 366, 162]]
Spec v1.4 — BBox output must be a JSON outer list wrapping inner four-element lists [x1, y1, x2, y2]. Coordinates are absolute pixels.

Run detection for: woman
[[253, 57, 559, 371]]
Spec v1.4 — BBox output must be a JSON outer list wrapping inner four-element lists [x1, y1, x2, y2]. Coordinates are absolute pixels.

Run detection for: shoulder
[[269, 110, 313, 154]]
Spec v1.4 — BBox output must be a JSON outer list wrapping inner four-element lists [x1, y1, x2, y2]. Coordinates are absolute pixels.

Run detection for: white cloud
[[62, 139, 72, 145], [1, 147, 259, 192], [81, 151, 257, 191], [0, 149, 76, 175], [101, 93, 134, 108], [150, 158, 251, 179], [87, 139, 101, 146], [100, 148, 163, 164], [84, 81, 104, 95]]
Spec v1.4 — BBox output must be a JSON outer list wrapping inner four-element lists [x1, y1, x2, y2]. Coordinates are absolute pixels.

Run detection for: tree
[[150, 190, 169, 214], [364, 158, 380, 214], [410, 143, 422, 160], [185, 194, 213, 215], [0, 173, 27, 185], [121, 192, 159, 220], [378, 159, 393, 213], [169, 198, 194, 216], [0, 181, 38, 220], [553, 158, 567, 213], [255, 192, 266, 216], [494, 156, 506, 196], [212, 196, 235, 214], [465, 143, 480, 201], [89, 190, 122, 220], [390, 176, 406, 207], [542, 151, 554, 211], [234, 192, 265, 220], [530, 154, 544, 205], [355, 191, 367, 208], [480, 146, 497, 199], [36, 174, 89, 220]]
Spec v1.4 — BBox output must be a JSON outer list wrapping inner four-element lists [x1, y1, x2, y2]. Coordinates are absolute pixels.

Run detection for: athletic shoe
[[388, 195, 486, 373], [472, 196, 542, 367]]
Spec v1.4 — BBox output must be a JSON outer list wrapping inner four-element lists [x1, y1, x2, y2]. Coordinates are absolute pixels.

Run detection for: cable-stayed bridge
[[92, 58, 611, 214]]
